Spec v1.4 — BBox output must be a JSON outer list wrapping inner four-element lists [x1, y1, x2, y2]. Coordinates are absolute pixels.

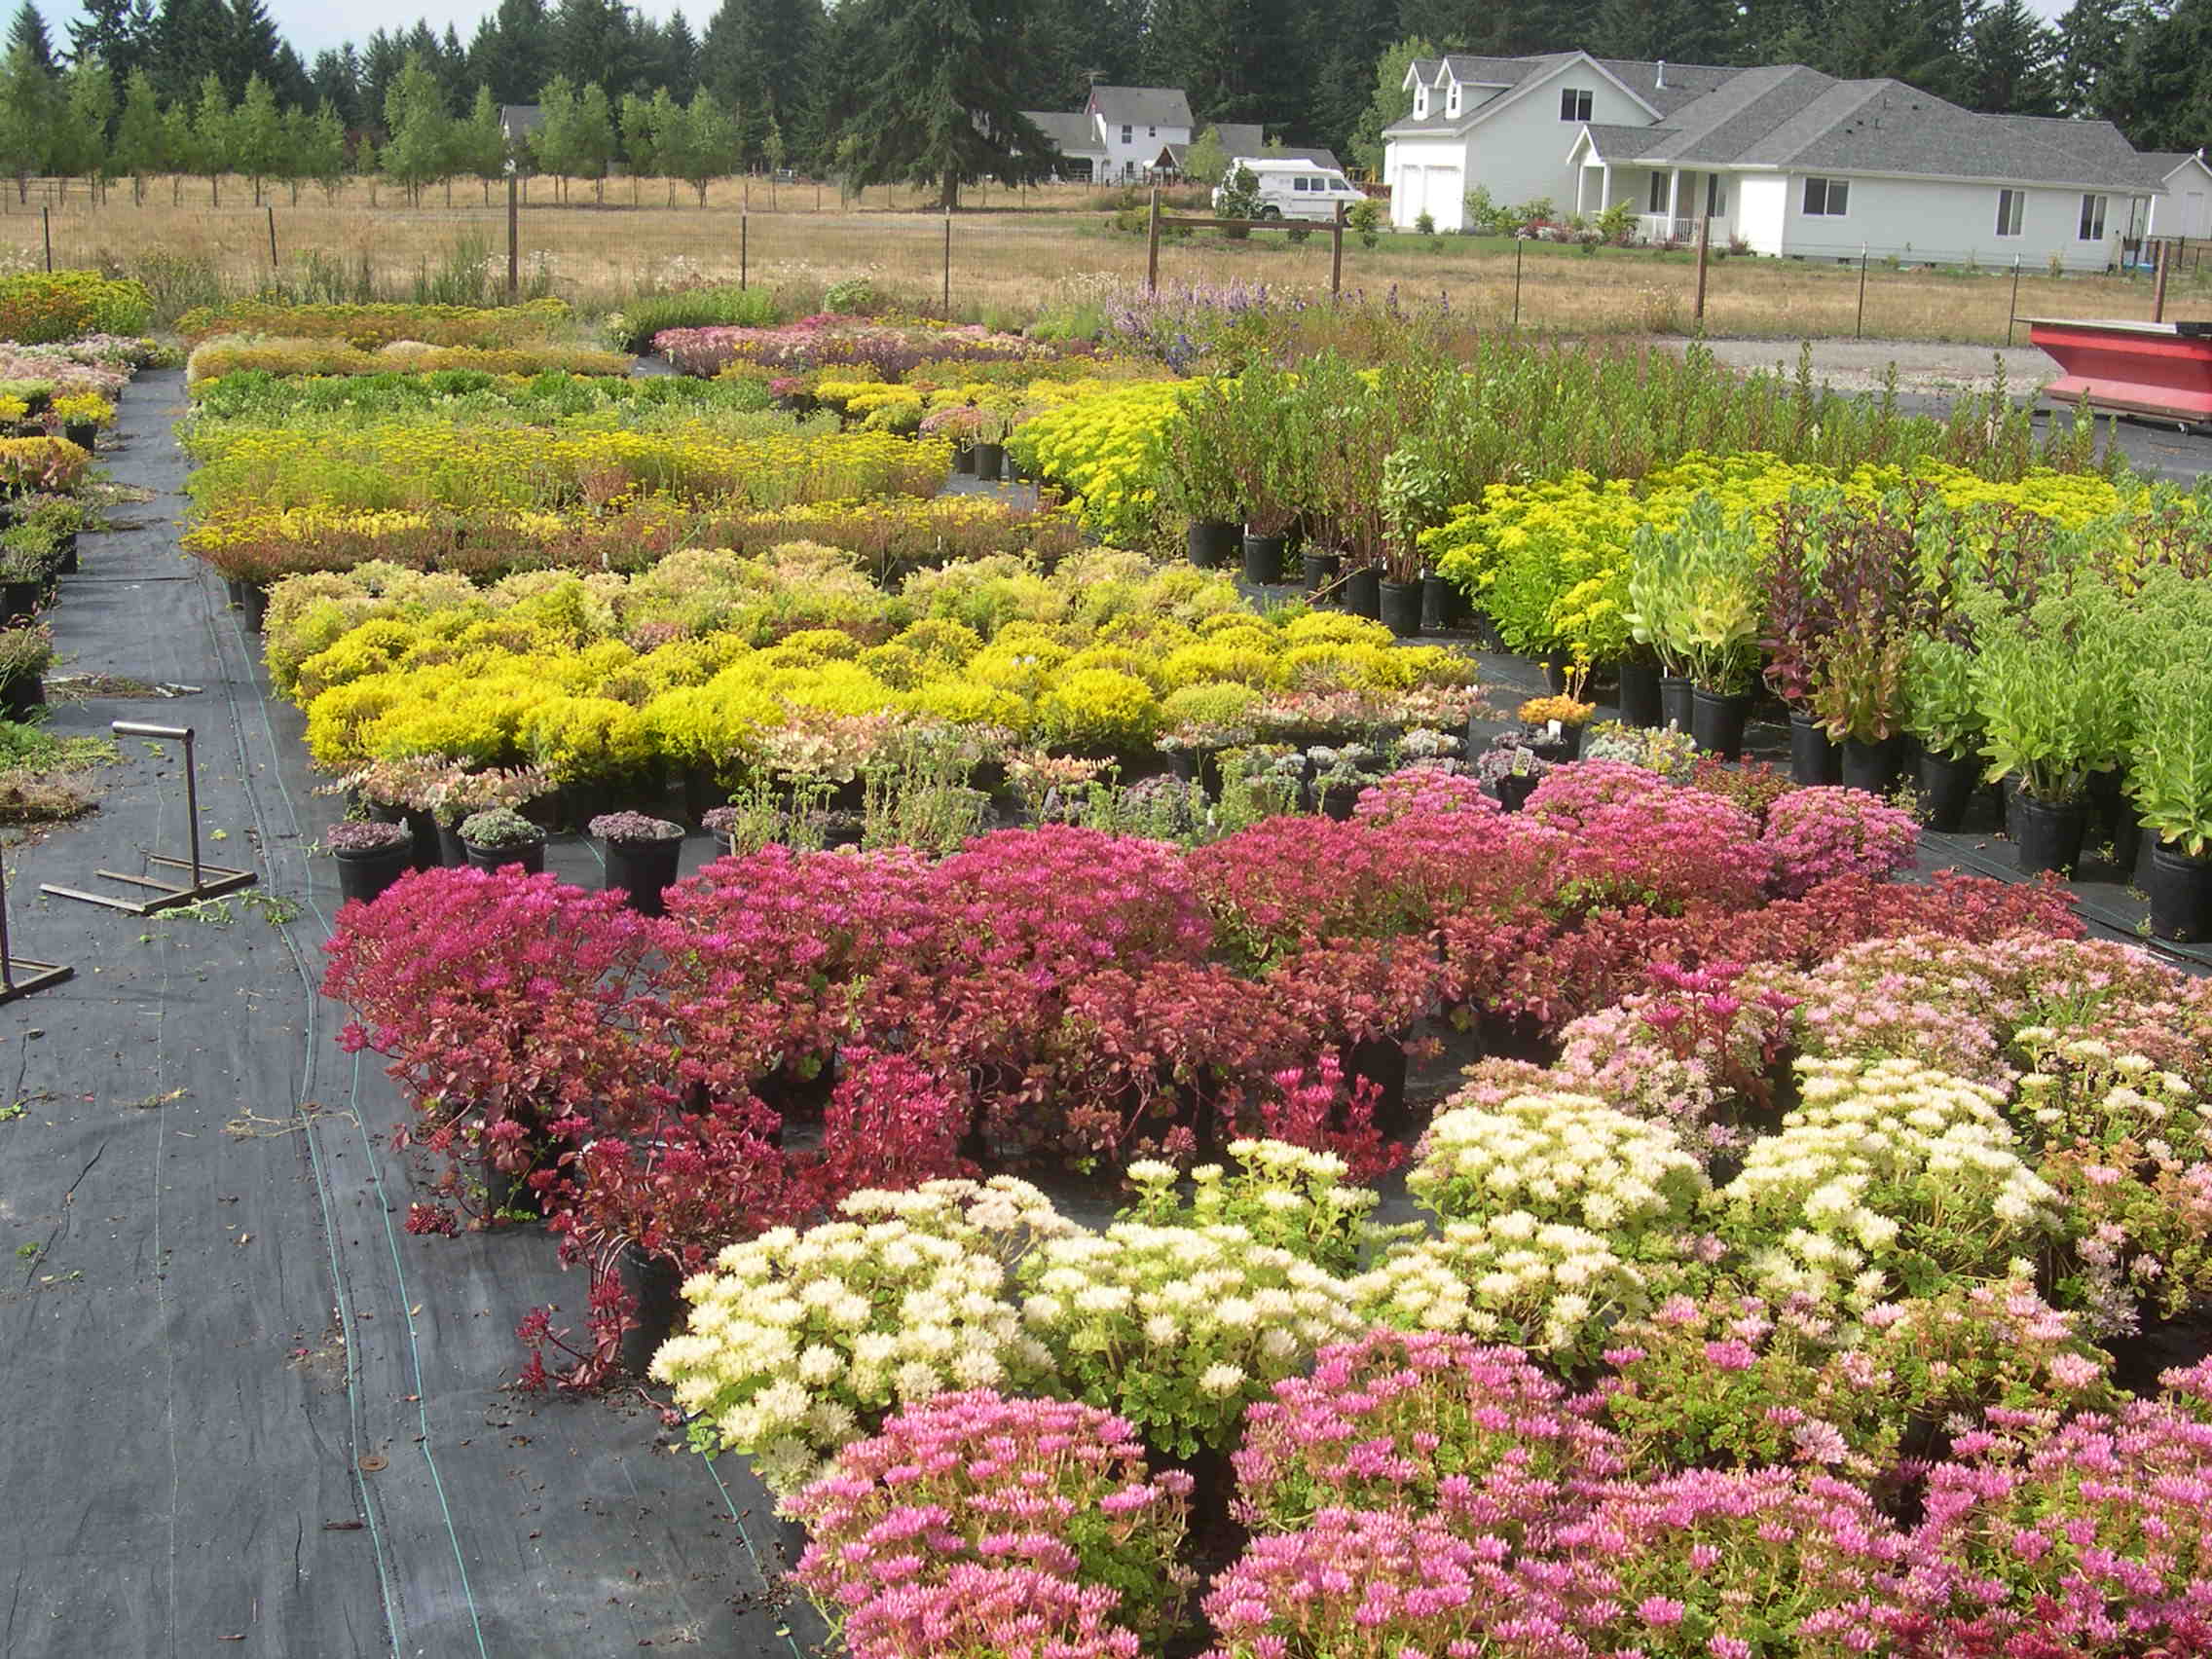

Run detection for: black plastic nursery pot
[[335, 840, 416, 905], [240, 582, 270, 633], [2013, 793, 2086, 877], [0, 672, 43, 720], [365, 800, 441, 871], [616, 1248, 688, 1376], [1378, 579, 1422, 638], [1541, 652, 1574, 695], [1315, 781, 1363, 821], [973, 442, 1005, 482], [63, 421, 96, 450], [1689, 688, 1752, 760], [1241, 533, 1286, 586], [953, 444, 977, 475], [2149, 841, 2212, 941], [1616, 661, 1662, 729], [0, 579, 39, 623], [1466, 608, 1506, 652], [54, 532, 76, 574], [604, 834, 683, 917], [1788, 713, 1841, 786], [1839, 735, 1901, 795], [1914, 748, 1979, 832], [1165, 746, 1225, 798], [435, 819, 470, 867], [464, 837, 547, 875], [1419, 573, 1453, 632], [1658, 676, 1694, 734], [1496, 771, 1540, 812], [1187, 519, 1238, 569], [1343, 565, 1382, 620], [1304, 548, 1341, 597]]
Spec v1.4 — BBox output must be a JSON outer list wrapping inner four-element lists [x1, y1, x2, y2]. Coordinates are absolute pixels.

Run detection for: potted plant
[[329, 754, 455, 871], [0, 545, 44, 624], [321, 819, 416, 906], [1376, 444, 1451, 640], [459, 806, 549, 874], [431, 765, 551, 866], [919, 404, 984, 475], [1221, 363, 1313, 588], [1476, 737, 1553, 812], [1623, 519, 1698, 736], [1808, 621, 1912, 795], [971, 407, 1013, 482], [1517, 691, 1596, 762], [1307, 743, 1384, 819], [1161, 382, 1243, 570], [1973, 625, 2091, 876], [1669, 508, 1765, 759], [0, 620, 52, 719], [2127, 657, 2212, 940], [590, 810, 685, 916], [1902, 632, 1983, 832]]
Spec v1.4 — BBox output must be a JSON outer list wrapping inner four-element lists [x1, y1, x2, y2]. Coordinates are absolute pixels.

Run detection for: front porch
[[1574, 158, 1729, 242]]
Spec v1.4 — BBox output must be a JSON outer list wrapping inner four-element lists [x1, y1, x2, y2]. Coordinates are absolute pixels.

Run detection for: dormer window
[[1446, 84, 1460, 117], [1414, 87, 1428, 117], [1561, 87, 1592, 122]]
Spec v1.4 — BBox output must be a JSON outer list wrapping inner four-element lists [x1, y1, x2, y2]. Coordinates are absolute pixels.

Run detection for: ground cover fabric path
[[0, 369, 812, 1658]]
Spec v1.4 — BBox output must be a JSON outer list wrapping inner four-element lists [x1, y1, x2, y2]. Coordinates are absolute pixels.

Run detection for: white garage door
[[1421, 164, 1464, 231]]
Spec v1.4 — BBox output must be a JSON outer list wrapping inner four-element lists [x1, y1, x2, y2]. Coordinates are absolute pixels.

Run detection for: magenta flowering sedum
[[1760, 786, 1921, 899], [791, 1390, 1194, 1645]]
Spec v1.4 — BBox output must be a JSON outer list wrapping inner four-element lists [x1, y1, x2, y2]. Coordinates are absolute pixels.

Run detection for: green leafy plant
[[2128, 655, 2212, 856], [1902, 632, 1983, 760]]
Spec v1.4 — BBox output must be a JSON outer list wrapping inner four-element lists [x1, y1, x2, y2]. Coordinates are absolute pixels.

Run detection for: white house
[[1383, 51, 2172, 273], [2145, 150, 2212, 241], [1020, 87, 1194, 183]]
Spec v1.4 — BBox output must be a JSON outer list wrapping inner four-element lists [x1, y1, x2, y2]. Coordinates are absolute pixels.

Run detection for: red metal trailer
[[2027, 316, 2212, 429]]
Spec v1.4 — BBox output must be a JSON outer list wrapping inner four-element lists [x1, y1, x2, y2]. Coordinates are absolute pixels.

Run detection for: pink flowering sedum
[[1760, 786, 1921, 899]]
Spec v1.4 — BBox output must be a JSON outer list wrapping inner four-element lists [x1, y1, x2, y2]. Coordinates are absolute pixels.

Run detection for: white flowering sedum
[[1122, 1138, 1385, 1273], [648, 1179, 1068, 1497], [1346, 1211, 1652, 1363], [1719, 1056, 2062, 1309], [1409, 1091, 1708, 1238], [1014, 1219, 1368, 1458]]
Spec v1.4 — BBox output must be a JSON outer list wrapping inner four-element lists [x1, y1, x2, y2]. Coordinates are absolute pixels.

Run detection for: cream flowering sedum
[[1719, 1056, 2062, 1309], [1015, 1219, 1367, 1458], [1120, 1137, 1385, 1274], [1409, 1091, 1708, 1241], [1346, 1211, 1653, 1365], [649, 1180, 1066, 1498]]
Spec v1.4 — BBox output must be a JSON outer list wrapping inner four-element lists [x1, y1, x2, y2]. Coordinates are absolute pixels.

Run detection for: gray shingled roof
[[1578, 123, 1669, 161], [1207, 123, 1266, 157], [1741, 81, 2155, 188], [1590, 57, 1741, 117], [1273, 146, 1343, 170], [2143, 150, 2209, 175], [1088, 86, 1195, 129], [1023, 110, 1103, 157]]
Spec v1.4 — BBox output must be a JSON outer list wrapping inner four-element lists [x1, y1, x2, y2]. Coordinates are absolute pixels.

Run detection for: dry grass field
[[3, 173, 2207, 344]]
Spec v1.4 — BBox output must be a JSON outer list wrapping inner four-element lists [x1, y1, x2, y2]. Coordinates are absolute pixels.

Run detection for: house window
[[1649, 172, 1669, 213], [1414, 88, 1428, 117], [1996, 188, 2025, 237], [2079, 192, 2108, 240], [1447, 86, 1460, 116], [1707, 174, 1724, 216], [1802, 176, 1848, 216], [1560, 87, 1593, 122], [1148, 126, 1156, 137]]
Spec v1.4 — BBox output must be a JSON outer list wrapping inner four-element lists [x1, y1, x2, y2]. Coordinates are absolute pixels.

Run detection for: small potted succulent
[[458, 806, 548, 875], [0, 620, 53, 719], [322, 819, 417, 905], [1477, 737, 1554, 812], [1516, 692, 1596, 761], [1307, 743, 1386, 820], [590, 810, 685, 915], [429, 764, 550, 866]]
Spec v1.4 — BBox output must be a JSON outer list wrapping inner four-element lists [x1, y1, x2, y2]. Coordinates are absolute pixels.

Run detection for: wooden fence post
[[2153, 239, 2170, 323], [2008, 255, 2022, 346], [740, 212, 749, 290], [267, 203, 278, 270], [1692, 212, 1710, 322], [41, 205, 51, 272], [1856, 245, 1868, 339], [942, 208, 952, 315], [1146, 186, 1161, 296], [506, 168, 519, 300], [1511, 237, 1522, 328], [1330, 204, 1345, 297]]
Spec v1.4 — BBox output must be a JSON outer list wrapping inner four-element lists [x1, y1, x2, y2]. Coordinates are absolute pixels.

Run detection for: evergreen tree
[[1965, 0, 2059, 113], [658, 9, 700, 100], [310, 45, 363, 128], [69, 0, 145, 88], [0, 40, 55, 199], [111, 66, 166, 198], [1591, 0, 1737, 65], [2052, 0, 2135, 118], [149, 0, 229, 102], [700, 0, 825, 165], [467, 0, 551, 103], [224, 0, 283, 92], [828, 0, 1056, 207], [7, 2, 52, 68], [551, 0, 645, 94], [359, 28, 411, 129], [1348, 35, 1434, 175]]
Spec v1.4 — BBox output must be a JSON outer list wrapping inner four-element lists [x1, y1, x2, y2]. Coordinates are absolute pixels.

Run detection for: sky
[[35, 0, 2076, 74]]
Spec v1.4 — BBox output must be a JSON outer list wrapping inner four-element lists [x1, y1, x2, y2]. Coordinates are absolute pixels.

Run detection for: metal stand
[[0, 855, 70, 1003], [41, 722, 257, 916]]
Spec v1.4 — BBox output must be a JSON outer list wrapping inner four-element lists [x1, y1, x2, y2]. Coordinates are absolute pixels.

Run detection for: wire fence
[[2, 175, 2208, 347]]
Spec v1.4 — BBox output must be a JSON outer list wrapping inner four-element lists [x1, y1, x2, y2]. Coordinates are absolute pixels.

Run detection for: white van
[[1214, 159, 1365, 222]]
